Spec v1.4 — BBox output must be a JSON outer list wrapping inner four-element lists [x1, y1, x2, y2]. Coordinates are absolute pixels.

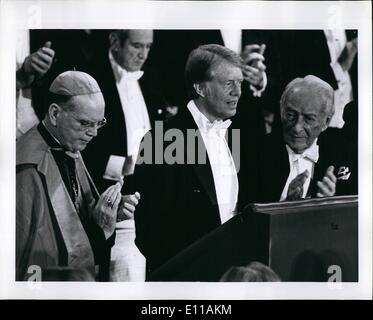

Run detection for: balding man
[[253, 75, 357, 203], [16, 71, 139, 281]]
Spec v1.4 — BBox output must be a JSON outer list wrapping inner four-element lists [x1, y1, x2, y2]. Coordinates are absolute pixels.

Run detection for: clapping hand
[[17, 41, 55, 89], [286, 170, 309, 201], [316, 166, 336, 198], [241, 44, 266, 88], [93, 182, 122, 239], [23, 41, 55, 79], [117, 192, 141, 222]]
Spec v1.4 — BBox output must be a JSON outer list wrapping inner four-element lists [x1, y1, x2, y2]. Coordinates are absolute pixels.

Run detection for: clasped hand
[[241, 44, 266, 88], [286, 166, 337, 200], [93, 182, 140, 239], [18, 41, 55, 89]]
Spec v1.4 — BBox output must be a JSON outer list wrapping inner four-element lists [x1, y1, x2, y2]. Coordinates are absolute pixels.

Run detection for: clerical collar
[[38, 122, 80, 159], [108, 50, 144, 82], [38, 121, 62, 149]]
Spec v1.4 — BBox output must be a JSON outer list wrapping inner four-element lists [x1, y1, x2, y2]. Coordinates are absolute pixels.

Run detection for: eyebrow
[[285, 106, 319, 117]]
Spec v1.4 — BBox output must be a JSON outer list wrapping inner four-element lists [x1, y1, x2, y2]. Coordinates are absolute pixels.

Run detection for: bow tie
[[205, 119, 232, 131], [118, 69, 144, 82], [289, 144, 319, 163]]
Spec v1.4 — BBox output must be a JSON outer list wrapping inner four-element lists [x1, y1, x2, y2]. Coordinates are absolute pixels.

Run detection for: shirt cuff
[[249, 72, 267, 97]]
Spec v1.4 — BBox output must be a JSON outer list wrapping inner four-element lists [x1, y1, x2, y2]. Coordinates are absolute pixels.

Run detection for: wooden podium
[[149, 195, 358, 282]]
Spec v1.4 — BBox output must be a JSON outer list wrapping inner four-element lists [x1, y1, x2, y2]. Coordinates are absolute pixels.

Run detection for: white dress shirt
[[323, 30, 354, 128], [187, 100, 239, 224], [280, 140, 319, 201], [109, 51, 151, 157]]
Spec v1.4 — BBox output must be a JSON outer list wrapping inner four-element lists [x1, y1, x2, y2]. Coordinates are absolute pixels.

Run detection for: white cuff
[[330, 61, 349, 85]]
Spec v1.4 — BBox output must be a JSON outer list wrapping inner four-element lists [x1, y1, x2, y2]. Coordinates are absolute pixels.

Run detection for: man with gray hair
[[252, 75, 357, 203], [16, 71, 139, 281]]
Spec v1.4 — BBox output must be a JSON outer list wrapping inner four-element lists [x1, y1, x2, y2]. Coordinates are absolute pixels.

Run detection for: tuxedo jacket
[[278, 30, 358, 98], [82, 55, 168, 192], [253, 132, 358, 203], [130, 106, 252, 274]]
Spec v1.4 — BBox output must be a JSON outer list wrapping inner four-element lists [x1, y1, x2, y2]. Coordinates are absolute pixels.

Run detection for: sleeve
[[16, 166, 44, 280]]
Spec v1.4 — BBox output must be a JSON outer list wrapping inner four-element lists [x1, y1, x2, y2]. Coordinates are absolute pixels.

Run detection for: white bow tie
[[118, 70, 144, 81], [205, 119, 232, 131], [289, 144, 319, 163]]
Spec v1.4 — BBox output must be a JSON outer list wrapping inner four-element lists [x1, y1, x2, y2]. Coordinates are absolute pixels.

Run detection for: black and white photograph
[[0, 0, 371, 301]]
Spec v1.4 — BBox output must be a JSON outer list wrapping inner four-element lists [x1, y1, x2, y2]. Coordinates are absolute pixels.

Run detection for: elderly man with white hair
[[251, 75, 357, 203]]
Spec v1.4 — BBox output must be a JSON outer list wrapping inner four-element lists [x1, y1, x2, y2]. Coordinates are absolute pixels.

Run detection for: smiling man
[[254, 75, 357, 203], [132, 44, 244, 275], [16, 71, 139, 281]]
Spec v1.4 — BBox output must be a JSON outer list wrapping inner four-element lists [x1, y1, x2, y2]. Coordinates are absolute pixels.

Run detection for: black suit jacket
[[254, 132, 358, 203], [82, 55, 168, 192], [131, 106, 246, 274], [279, 30, 357, 97]]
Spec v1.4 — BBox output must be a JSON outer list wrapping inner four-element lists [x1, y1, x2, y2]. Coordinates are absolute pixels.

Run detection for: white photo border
[[0, 0, 371, 300]]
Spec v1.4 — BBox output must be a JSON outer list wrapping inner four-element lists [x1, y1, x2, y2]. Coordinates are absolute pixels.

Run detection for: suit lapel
[[100, 57, 129, 155], [139, 74, 159, 123], [266, 137, 290, 201], [179, 108, 218, 206], [276, 144, 291, 200]]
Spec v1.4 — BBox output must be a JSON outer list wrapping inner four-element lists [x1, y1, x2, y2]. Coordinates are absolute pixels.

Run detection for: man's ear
[[193, 83, 207, 98], [109, 32, 120, 52], [48, 103, 60, 126], [321, 116, 332, 132]]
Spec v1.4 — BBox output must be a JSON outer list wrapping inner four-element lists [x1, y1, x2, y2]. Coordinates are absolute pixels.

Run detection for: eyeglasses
[[70, 114, 107, 131]]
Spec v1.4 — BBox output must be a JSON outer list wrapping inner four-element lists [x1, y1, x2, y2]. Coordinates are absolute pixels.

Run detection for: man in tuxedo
[[16, 71, 138, 281], [83, 29, 169, 192], [254, 75, 357, 203], [82, 29, 171, 281], [133, 44, 246, 275]]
